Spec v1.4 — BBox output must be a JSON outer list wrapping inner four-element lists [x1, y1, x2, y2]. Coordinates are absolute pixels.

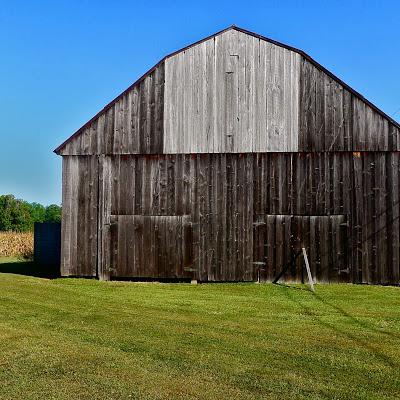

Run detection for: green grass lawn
[[0, 260, 400, 399]]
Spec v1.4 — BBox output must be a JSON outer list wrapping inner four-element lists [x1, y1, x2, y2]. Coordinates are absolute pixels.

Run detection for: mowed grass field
[[0, 260, 400, 399]]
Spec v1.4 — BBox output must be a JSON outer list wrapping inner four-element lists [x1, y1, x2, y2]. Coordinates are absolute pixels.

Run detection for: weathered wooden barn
[[55, 26, 400, 284]]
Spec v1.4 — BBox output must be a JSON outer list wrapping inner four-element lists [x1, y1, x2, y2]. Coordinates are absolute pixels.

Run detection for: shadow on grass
[[314, 293, 400, 341], [0, 260, 59, 278], [274, 282, 314, 293], [275, 282, 400, 340], [277, 284, 398, 368]]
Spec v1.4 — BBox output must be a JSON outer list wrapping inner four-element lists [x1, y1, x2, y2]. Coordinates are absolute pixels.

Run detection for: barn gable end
[[55, 26, 400, 156]]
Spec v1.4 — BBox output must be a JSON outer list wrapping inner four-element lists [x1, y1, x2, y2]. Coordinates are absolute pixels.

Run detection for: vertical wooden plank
[[60, 158, 72, 276], [200, 155, 210, 279], [113, 99, 123, 153], [214, 34, 225, 153], [314, 68, 325, 151], [122, 94, 129, 153], [141, 215, 152, 276], [224, 30, 238, 153], [352, 98, 368, 150], [282, 49, 291, 151], [153, 215, 161, 277], [290, 215, 300, 281], [99, 155, 112, 280], [208, 154, 218, 281], [267, 44, 281, 151], [204, 39, 215, 153], [176, 216, 184, 277], [144, 74, 153, 153], [283, 216, 292, 282], [376, 153, 388, 283], [362, 154, 373, 283], [253, 39, 266, 152], [88, 156, 99, 276], [319, 216, 329, 282], [153, 64, 165, 153], [289, 53, 300, 151], [274, 215, 284, 280], [225, 155, 233, 279], [392, 153, 400, 283], [126, 215, 135, 276], [134, 215, 144, 277], [309, 216, 317, 280], [109, 215, 118, 278], [236, 32, 249, 152], [299, 59, 317, 151], [116, 214, 127, 277], [68, 157, 79, 276], [130, 86, 140, 153], [265, 215, 276, 280], [244, 154, 254, 280], [138, 79, 147, 153], [163, 56, 175, 153], [328, 215, 337, 282], [351, 152, 363, 283], [221, 155, 229, 280], [385, 153, 399, 283], [190, 155, 200, 280]]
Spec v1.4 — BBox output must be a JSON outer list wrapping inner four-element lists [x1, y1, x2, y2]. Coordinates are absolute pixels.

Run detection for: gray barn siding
[[82, 152, 399, 284], [61, 156, 98, 276], [164, 29, 300, 153], [254, 215, 348, 283], [58, 63, 165, 155], [299, 58, 399, 151], [56, 27, 400, 285], [57, 30, 399, 157], [59, 150, 400, 283], [100, 154, 255, 281], [109, 215, 193, 279]]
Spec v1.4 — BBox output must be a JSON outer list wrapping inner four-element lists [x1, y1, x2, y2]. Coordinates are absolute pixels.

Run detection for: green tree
[[44, 204, 62, 223], [0, 195, 13, 230], [0, 195, 62, 231], [29, 202, 46, 223], [0, 195, 33, 231]]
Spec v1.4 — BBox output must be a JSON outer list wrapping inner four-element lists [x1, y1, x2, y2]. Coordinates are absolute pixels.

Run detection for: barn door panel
[[109, 215, 193, 279], [254, 215, 349, 283]]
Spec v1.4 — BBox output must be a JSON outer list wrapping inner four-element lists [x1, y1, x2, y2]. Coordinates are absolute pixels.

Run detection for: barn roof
[[54, 25, 400, 154]]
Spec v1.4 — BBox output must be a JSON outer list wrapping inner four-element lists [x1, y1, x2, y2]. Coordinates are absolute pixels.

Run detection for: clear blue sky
[[1, 0, 399, 205]]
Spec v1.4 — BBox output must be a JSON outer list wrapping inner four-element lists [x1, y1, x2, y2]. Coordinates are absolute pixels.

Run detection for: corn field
[[0, 231, 34, 259]]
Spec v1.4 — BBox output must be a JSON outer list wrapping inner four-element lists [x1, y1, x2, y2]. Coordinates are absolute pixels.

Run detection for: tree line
[[0, 194, 61, 232]]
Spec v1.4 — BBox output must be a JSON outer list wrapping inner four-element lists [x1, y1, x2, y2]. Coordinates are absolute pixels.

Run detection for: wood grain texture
[[101, 154, 255, 281], [163, 30, 300, 153], [108, 215, 192, 279], [60, 156, 98, 277], [57, 30, 400, 285], [55, 152, 397, 283], [59, 63, 165, 156], [56, 27, 399, 156], [299, 58, 398, 151]]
